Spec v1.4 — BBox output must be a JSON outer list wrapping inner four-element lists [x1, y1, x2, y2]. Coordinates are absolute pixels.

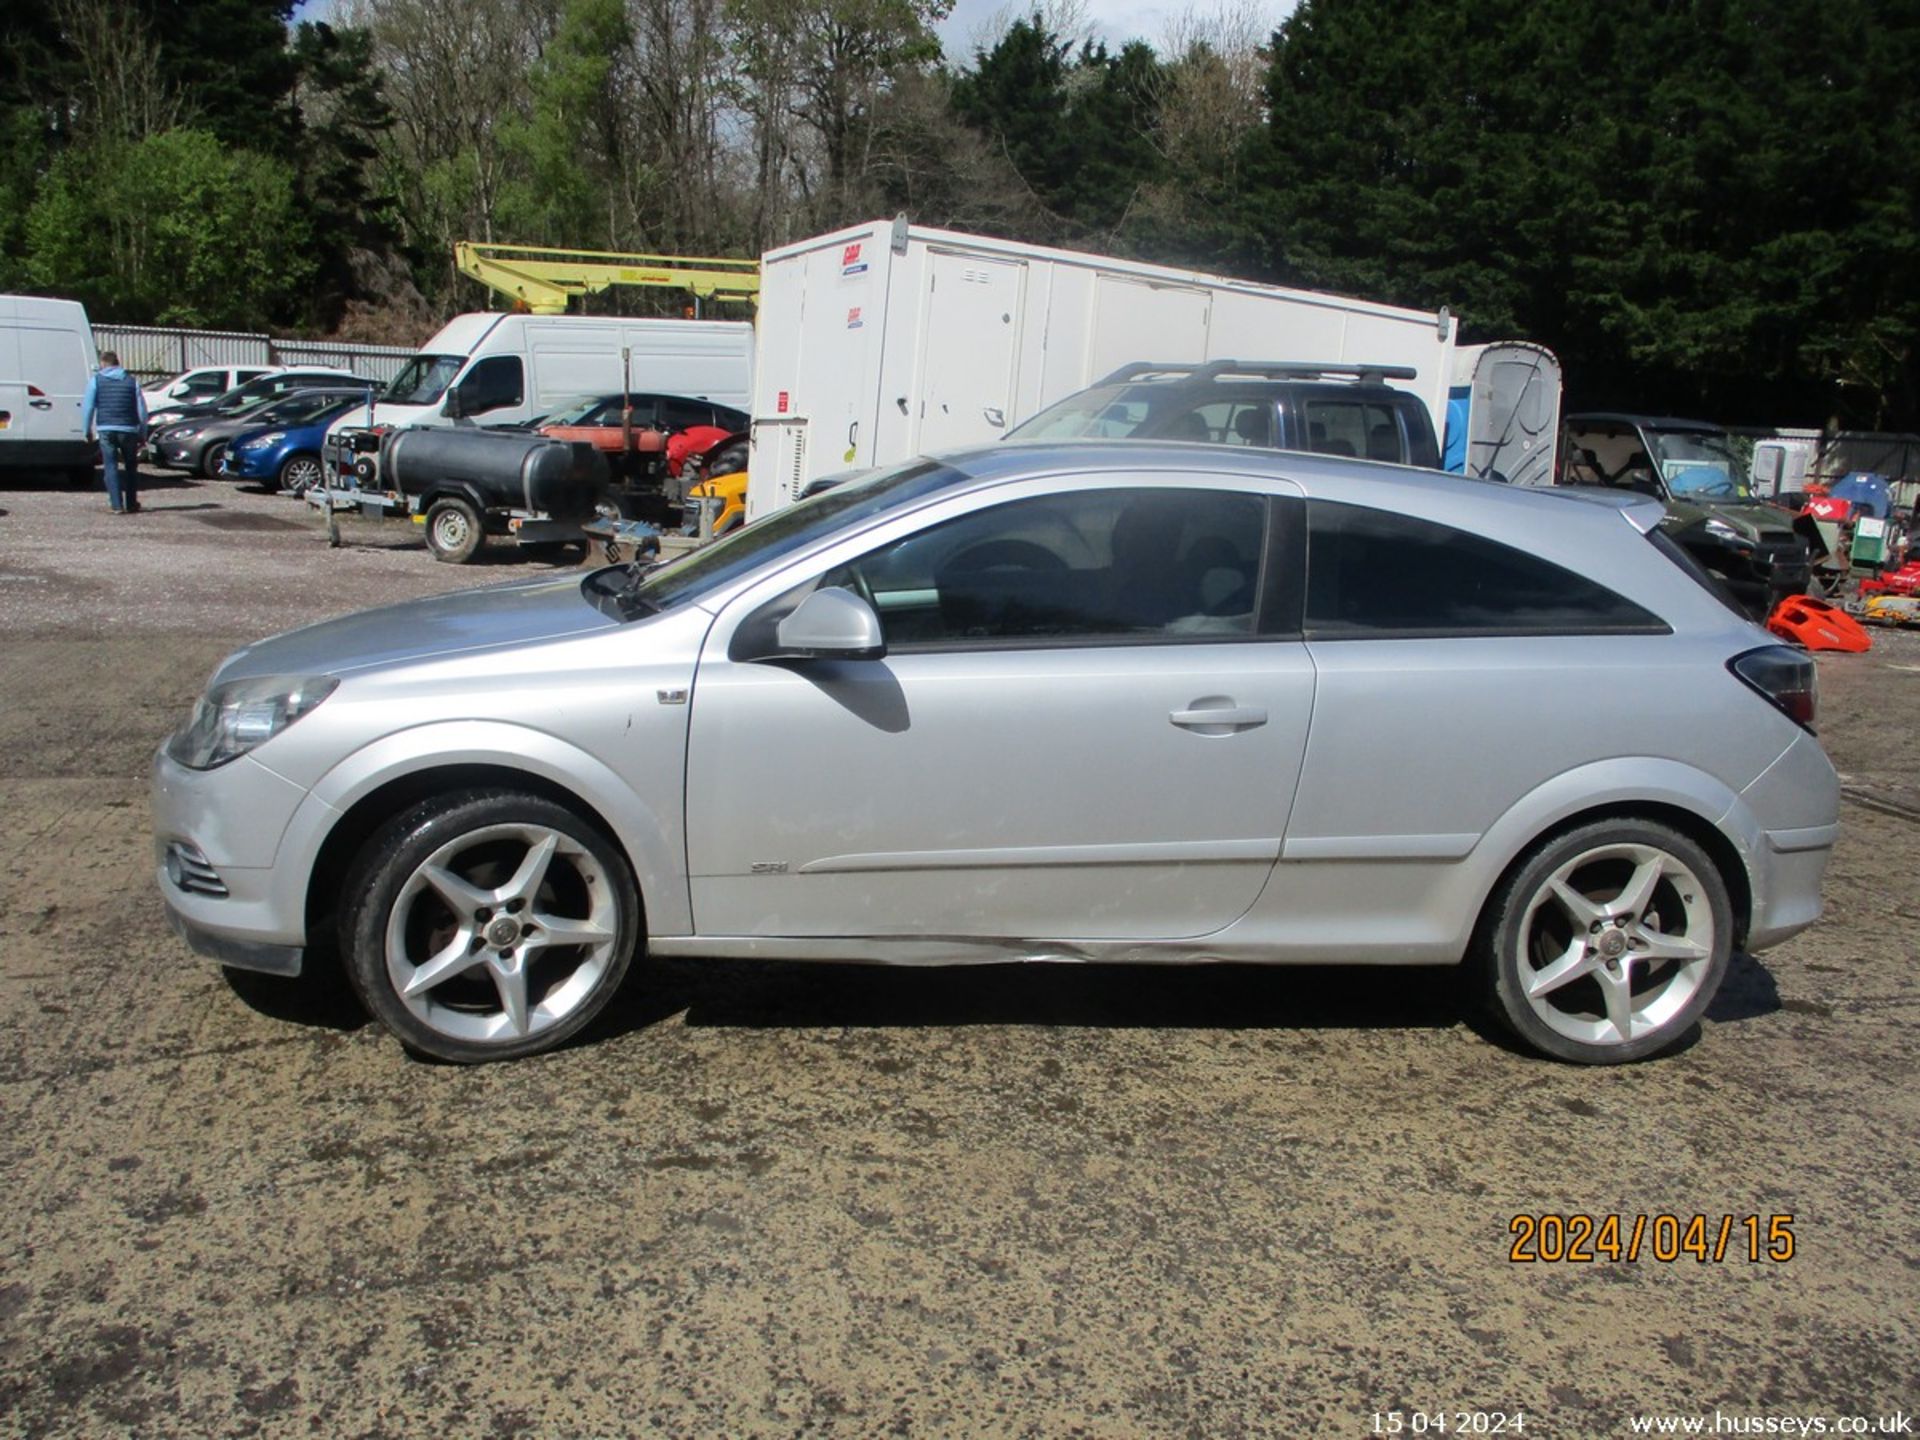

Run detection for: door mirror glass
[[771, 586, 886, 661]]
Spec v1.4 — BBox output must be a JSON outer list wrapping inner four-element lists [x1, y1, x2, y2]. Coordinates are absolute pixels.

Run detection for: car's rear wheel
[[341, 791, 640, 1063], [1481, 818, 1732, 1064], [425, 496, 483, 563]]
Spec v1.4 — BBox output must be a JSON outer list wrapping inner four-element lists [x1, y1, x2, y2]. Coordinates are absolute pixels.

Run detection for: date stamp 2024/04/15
[[1508, 1213, 1796, 1264]]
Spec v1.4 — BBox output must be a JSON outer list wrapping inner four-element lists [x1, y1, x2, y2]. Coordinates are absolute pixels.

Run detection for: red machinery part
[[1765, 596, 1873, 653]]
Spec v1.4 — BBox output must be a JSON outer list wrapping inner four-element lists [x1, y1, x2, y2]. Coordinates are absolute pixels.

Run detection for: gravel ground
[[0, 471, 1915, 1438]]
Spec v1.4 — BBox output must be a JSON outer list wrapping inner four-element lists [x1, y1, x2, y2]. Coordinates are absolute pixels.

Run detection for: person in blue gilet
[[82, 351, 149, 514]]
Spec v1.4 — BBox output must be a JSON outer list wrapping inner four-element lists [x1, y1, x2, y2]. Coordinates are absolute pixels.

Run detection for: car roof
[[930, 439, 1665, 532]]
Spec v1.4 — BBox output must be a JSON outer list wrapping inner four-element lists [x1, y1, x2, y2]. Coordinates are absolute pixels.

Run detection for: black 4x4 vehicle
[[1562, 414, 1810, 618], [1005, 361, 1443, 468]]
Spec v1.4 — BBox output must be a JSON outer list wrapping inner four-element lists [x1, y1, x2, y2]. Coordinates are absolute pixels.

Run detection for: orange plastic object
[[1765, 596, 1873, 652]]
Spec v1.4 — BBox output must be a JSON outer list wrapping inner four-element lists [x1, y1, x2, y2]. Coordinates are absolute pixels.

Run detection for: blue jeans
[[99, 431, 140, 510]]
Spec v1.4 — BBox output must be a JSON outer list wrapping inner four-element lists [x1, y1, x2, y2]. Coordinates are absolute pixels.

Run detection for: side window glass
[[183, 372, 225, 398], [460, 356, 525, 414], [1305, 501, 1663, 636], [820, 488, 1269, 649], [1304, 400, 1399, 461], [1161, 400, 1273, 447]]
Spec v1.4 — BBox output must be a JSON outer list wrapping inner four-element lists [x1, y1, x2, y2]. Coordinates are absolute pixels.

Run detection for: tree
[[1251, 0, 1920, 428], [950, 15, 1165, 241], [25, 128, 313, 327]]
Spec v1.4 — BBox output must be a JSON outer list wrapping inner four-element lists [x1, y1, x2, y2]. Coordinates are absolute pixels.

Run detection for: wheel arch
[[1471, 796, 1754, 955], [294, 724, 688, 963]]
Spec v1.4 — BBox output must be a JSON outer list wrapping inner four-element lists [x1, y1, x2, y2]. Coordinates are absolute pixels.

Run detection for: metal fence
[[93, 323, 415, 385]]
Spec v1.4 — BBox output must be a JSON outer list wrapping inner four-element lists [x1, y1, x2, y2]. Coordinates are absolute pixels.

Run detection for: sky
[[935, 1, 1291, 60], [288, 0, 1293, 63]]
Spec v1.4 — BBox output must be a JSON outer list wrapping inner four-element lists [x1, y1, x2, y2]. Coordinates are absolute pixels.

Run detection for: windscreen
[[1652, 429, 1752, 499], [597, 459, 968, 618], [1007, 385, 1158, 440], [384, 355, 465, 407]]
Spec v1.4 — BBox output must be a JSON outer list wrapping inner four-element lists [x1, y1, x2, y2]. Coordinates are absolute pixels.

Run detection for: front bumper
[[164, 899, 303, 976], [226, 449, 274, 479], [152, 746, 320, 976]]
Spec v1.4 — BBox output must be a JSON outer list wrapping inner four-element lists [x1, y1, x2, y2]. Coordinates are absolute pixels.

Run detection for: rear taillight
[[1729, 645, 1818, 730]]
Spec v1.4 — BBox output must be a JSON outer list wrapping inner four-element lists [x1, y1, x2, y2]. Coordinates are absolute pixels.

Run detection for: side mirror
[[771, 586, 886, 661], [443, 387, 465, 419]]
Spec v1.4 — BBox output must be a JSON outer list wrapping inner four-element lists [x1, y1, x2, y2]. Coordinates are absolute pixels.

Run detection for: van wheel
[[1479, 818, 1732, 1064], [425, 497, 483, 563], [340, 790, 641, 1063]]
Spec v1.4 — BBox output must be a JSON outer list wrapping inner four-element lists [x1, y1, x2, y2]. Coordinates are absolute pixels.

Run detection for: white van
[[324, 312, 754, 442], [0, 294, 99, 480]]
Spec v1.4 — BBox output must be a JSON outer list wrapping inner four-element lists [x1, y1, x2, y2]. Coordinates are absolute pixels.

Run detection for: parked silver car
[[153, 442, 1839, 1065]]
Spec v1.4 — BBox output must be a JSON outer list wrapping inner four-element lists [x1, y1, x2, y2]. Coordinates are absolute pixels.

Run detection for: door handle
[[1170, 704, 1267, 732], [983, 407, 1005, 427], [28, 399, 52, 410]]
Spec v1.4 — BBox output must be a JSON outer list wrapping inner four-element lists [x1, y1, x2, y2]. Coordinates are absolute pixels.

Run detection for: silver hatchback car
[[153, 442, 1839, 1065]]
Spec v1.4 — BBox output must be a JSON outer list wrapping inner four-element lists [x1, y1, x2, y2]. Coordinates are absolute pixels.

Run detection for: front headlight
[[244, 432, 285, 449], [166, 675, 338, 770], [1703, 517, 1750, 546], [171, 427, 201, 440]]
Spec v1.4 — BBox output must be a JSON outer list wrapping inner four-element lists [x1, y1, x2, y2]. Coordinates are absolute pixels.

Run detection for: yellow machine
[[453, 241, 760, 315], [685, 466, 747, 535]]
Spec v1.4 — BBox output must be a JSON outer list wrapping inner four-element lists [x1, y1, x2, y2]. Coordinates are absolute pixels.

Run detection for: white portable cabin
[[1443, 341, 1562, 487], [0, 294, 99, 477], [325, 311, 754, 441], [746, 219, 1461, 520]]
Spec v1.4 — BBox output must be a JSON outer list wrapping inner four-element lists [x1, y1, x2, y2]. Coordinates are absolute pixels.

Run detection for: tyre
[[425, 496, 484, 564], [277, 453, 323, 496], [199, 441, 228, 478], [340, 790, 641, 1063], [1479, 818, 1733, 1064], [704, 441, 747, 477]]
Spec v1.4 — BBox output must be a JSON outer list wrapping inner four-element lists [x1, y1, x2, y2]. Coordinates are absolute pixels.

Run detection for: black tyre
[[1479, 818, 1733, 1065], [704, 441, 747, 477], [277, 453, 323, 496], [425, 496, 484, 564], [199, 441, 228, 478], [340, 790, 641, 1063]]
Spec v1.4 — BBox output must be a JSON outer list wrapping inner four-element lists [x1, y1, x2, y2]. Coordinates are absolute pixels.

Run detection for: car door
[[683, 473, 1316, 941]]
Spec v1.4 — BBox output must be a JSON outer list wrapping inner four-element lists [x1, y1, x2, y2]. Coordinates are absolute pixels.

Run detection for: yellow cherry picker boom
[[452, 241, 760, 315]]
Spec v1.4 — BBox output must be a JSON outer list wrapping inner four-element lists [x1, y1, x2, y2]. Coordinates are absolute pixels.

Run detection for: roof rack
[[1096, 360, 1419, 387]]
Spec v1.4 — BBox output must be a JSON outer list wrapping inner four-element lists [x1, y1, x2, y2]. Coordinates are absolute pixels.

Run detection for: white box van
[[0, 294, 99, 480], [324, 312, 754, 441], [745, 219, 1460, 519]]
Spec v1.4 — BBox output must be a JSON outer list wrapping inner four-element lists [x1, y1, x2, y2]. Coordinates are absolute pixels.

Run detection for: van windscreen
[[385, 355, 464, 406]]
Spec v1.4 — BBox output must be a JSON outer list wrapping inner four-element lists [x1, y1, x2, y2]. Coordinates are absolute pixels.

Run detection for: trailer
[[744, 218, 1460, 521]]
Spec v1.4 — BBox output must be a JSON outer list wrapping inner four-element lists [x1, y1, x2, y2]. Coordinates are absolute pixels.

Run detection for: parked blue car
[[222, 390, 367, 493]]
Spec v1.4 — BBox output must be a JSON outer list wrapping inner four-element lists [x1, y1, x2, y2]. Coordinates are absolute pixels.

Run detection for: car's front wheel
[[341, 791, 641, 1063], [277, 453, 323, 495], [1481, 818, 1733, 1064]]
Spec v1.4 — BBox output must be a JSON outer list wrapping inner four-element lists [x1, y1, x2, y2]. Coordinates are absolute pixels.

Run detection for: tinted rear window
[[1306, 501, 1666, 636]]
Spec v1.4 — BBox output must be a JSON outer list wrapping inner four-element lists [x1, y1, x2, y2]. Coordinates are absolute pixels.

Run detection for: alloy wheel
[[382, 822, 620, 1045], [1514, 841, 1717, 1048]]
